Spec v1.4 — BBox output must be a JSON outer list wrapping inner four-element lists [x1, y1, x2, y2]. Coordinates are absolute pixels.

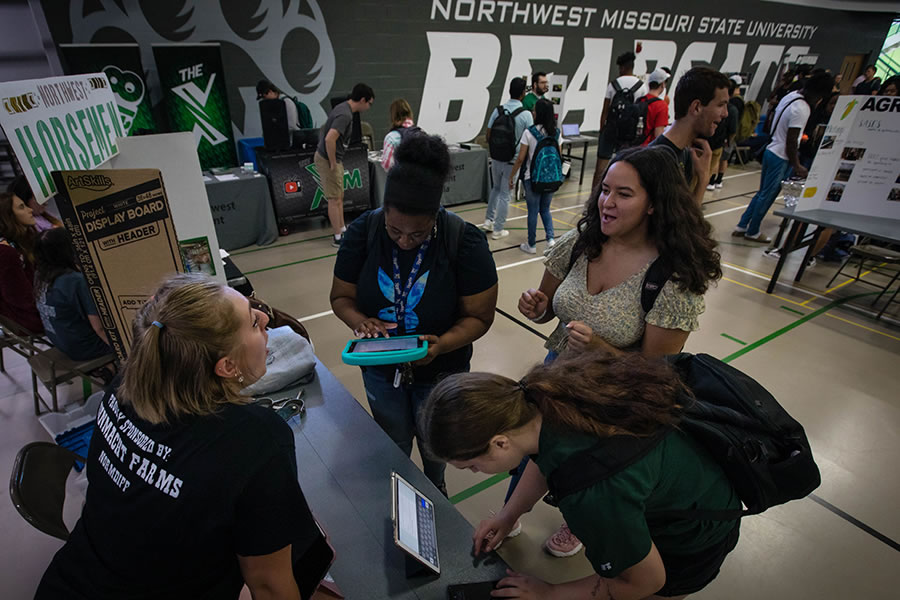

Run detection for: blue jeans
[[524, 180, 554, 247], [361, 367, 447, 489], [486, 160, 514, 233], [505, 350, 558, 502], [737, 149, 792, 237]]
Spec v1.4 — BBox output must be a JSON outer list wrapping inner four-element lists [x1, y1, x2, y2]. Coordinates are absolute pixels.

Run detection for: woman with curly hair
[[420, 353, 740, 600], [512, 145, 722, 557]]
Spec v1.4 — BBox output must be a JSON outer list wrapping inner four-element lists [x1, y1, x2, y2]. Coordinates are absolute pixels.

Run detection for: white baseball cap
[[648, 68, 670, 84], [730, 74, 743, 86]]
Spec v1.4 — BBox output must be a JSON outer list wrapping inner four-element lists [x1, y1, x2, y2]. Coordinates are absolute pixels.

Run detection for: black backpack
[[607, 80, 645, 148], [489, 106, 527, 162], [544, 353, 821, 520], [391, 124, 425, 145]]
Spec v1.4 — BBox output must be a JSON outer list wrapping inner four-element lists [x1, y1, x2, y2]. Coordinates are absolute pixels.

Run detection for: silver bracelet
[[529, 309, 547, 323]]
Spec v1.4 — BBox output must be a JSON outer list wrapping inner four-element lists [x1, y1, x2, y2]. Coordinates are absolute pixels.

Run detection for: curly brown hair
[[421, 353, 686, 462], [571, 146, 722, 295]]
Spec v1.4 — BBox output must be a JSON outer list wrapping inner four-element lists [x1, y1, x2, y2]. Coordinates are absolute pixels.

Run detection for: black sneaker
[[331, 235, 342, 248]]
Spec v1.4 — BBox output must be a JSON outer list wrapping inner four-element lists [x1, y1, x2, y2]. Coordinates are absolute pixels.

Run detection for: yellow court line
[[722, 277, 811, 309], [723, 276, 900, 341], [825, 313, 900, 342], [823, 269, 876, 295]]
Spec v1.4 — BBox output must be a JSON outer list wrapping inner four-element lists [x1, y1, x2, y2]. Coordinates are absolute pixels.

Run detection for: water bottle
[[781, 178, 804, 209], [635, 116, 645, 140]]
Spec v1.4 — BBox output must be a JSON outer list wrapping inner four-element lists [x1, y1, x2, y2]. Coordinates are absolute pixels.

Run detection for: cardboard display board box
[[52, 168, 185, 361]]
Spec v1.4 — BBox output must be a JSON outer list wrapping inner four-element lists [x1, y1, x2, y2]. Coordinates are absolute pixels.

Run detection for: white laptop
[[391, 471, 440, 574], [562, 123, 580, 138]]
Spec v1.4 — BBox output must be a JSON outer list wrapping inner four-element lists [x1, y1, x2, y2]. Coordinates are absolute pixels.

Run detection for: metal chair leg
[[32, 370, 40, 416], [876, 284, 900, 320], [826, 254, 854, 288], [872, 269, 900, 306]]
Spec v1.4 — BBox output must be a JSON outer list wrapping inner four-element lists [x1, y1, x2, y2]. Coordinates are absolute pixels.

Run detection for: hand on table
[[472, 512, 518, 556], [353, 318, 397, 338], [491, 570, 555, 599], [518, 289, 549, 321]]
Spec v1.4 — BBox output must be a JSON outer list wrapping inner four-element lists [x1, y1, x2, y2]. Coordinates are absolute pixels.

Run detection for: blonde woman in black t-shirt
[[37, 274, 320, 600]]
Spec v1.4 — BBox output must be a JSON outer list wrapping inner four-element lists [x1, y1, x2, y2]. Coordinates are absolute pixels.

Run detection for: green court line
[[780, 305, 805, 316], [243, 252, 336, 275], [450, 472, 510, 505], [231, 234, 333, 256], [722, 291, 875, 364], [720, 333, 747, 345]]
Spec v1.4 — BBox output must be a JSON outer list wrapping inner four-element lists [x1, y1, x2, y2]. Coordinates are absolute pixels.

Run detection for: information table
[[281, 361, 509, 599], [257, 147, 371, 233], [560, 134, 597, 186], [203, 168, 278, 250], [369, 146, 489, 208], [767, 207, 900, 293]]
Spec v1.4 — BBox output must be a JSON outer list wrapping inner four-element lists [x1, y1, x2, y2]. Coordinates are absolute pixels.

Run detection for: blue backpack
[[528, 125, 563, 193]]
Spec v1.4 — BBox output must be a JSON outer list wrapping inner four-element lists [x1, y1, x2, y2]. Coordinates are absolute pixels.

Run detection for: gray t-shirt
[[316, 101, 353, 162]]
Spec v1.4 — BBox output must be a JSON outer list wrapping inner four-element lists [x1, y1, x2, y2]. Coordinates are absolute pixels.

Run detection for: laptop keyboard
[[416, 497, 437, 565]]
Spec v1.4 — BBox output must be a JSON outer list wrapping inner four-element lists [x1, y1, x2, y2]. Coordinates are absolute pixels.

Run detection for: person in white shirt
[[593, 52, 649, 188], [734, 71, 834, 242]]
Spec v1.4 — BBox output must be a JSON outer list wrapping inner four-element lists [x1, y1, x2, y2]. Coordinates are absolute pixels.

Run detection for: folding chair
[[825, 242, 900, 319], [9, 441, 85, 541]]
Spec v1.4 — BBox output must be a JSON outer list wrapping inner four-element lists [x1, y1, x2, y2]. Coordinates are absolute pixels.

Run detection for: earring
[[237, 371, 244, 384]]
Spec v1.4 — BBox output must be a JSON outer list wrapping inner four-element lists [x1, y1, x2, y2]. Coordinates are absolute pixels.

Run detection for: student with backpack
[[330, 134, 498, 494], [509, 98, 563, 254], [482, 77, 534, 240], [381, 98, 421, 171], [420, 352, 743, 599], [592, 52, 649, 189], [506, 146, 722, 558], [638, 69, 670, 147]]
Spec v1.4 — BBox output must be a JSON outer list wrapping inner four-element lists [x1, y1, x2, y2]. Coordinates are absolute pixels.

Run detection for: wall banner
[[58, 43, 158, 136], [152, 43, 237, 170], [0, 72, 122, 204]]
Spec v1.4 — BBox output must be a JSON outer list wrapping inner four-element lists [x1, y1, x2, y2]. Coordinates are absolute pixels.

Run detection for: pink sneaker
[[544, 523, 583, 557]]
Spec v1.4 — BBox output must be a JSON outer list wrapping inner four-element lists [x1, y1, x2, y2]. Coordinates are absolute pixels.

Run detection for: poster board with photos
[[800, 95, 900, 219]]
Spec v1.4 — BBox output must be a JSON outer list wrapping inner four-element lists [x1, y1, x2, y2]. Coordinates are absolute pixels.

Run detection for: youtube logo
[[284, 181, 299, 194]]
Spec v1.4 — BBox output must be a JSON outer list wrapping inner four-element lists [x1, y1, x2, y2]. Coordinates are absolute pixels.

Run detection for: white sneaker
[[491, 230, 509, 240], [762, 247, 781, 260], [520, 242, 537, 254], [479, 219, 494, 231], [706, 183, 716, 191], [547, 238, 556, 248], [715, 182, 723, 189]]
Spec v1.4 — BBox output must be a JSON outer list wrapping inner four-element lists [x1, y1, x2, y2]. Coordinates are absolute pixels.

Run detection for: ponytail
[[421, 354, 685, 462]]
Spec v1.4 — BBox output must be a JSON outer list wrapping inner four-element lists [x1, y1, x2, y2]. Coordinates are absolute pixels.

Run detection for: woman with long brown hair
[[0, 191, 42, 332], [513, 146, 722, 556], [36, 274, 321, 600], [421, 353, 741, 600]]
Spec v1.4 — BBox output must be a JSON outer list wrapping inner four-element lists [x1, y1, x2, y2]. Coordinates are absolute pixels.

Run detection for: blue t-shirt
[[36, 271, 111, 361]]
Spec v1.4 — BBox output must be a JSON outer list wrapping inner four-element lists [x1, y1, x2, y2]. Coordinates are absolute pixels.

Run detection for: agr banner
[[0, 73, 123, 204]]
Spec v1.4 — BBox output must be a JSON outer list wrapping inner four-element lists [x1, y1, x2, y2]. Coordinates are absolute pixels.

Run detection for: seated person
[[0, 191, 43, 333], [33, 228, 112, 361], [36, 273, 322, 600], [257, 79, 301, 133], [8, 175, 61, 232]]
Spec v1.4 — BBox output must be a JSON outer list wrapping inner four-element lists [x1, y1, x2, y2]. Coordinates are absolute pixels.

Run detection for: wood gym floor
[[2, 151, 898, 598]]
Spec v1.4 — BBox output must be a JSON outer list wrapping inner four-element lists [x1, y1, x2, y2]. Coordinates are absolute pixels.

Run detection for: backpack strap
[[645, 96, 661, 106], [527, 124, 543, 141], [628, 80, 644, 96], [641, 257, 673, 313], [545, 429, 670, 507], [510, 106, 527, 118], [366, 208, 384, 253], [612, 79, 623, 93]]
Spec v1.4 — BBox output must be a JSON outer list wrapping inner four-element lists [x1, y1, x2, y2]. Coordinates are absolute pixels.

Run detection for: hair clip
[[152, 321, 164, 329]]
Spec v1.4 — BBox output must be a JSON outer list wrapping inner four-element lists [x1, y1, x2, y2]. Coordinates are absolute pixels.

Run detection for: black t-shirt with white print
[[36, 386, 320, 600]]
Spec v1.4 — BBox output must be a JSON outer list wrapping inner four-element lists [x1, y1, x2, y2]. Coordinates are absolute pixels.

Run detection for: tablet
[[391, 472, 440, 575], [341, 335, 428, 366]]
